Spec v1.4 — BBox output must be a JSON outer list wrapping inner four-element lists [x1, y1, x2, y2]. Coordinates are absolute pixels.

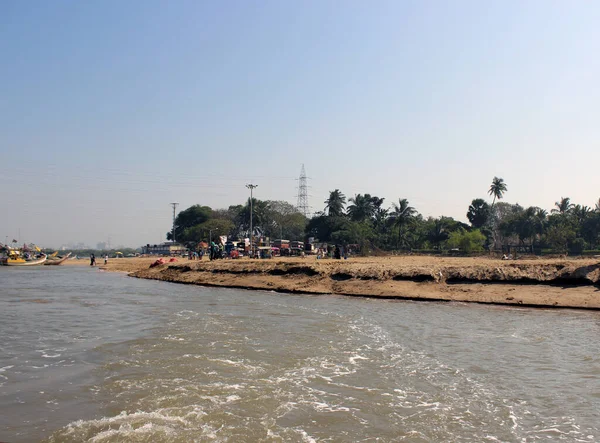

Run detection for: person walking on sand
[[104, 254, 108, 265], [90, 253, 96, 266]]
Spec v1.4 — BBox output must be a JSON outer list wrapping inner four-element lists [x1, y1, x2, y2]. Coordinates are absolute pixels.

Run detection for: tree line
[[167, 200, 307, 245], [170, 177, 600, 255]]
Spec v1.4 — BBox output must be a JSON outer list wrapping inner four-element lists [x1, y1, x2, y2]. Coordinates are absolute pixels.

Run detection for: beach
[[67, 255, 600, 309]]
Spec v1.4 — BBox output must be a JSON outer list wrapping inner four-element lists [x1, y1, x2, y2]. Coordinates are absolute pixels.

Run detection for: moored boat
[[44, 252, 72, 265], [0, 248, 47, 266]]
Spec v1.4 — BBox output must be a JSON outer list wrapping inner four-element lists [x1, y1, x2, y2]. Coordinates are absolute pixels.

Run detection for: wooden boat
[[1, 254, 47, 266], [44, 252, 72, 266]]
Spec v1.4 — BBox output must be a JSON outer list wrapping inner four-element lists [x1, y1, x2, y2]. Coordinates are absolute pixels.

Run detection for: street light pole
[[246, 184, 257, 257], [170, 202, 179, 243]]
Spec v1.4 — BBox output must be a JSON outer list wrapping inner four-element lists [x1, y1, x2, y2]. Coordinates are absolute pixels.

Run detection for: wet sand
[[65, 255, 600, 309]]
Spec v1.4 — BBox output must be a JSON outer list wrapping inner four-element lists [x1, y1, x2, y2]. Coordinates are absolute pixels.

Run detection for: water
[[1, 267, 599, 442]]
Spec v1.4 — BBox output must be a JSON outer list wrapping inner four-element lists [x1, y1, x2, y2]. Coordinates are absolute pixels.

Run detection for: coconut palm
[[535, 208, 548, 225], [595, 198, 600, 213], [426, 217, 451, 250], [347, 194, 373, 222], [571, 204, 591, 224], [390, 198, 417, 249], [488, 177, 507, 208], [347, 194, 384, 222], [373, 207, 389, 230], [552, 197, 573, 215], [324, 189, 346, 217]]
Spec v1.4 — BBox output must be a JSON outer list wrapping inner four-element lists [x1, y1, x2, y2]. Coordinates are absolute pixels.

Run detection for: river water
[[0, 267, 599, 442]]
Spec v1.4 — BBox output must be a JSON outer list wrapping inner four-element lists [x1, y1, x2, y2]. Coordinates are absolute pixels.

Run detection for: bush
[[568, 238, 587, 255], [447, 229, 486, 254]]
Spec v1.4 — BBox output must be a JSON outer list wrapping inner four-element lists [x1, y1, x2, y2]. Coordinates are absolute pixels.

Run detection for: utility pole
[[170, 202, 179, 243], [246, 184, 257, 257]]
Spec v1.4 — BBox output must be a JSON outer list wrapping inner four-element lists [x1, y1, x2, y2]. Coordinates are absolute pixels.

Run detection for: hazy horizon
[[2, 1, 599, 249]]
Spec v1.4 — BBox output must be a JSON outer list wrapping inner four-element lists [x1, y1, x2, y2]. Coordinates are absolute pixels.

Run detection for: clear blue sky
[[1, 1, 599, 248]]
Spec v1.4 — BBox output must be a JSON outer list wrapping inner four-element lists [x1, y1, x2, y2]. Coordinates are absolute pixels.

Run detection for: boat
[[1, 253, 47, 266], [0, 246, 47, 266], [44, 252, 72, 266]]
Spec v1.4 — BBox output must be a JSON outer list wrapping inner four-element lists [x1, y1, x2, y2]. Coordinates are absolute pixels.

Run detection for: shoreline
[[77, 256, 600, 310]]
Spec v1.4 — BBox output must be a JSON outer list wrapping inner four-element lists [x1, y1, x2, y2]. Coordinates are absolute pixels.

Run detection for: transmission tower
[[296, 164, 311, 218], [170, 202, 179, 243]]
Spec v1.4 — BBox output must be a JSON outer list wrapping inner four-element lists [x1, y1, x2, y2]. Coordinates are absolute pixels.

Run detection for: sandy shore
[[65, 255, 600, 309]]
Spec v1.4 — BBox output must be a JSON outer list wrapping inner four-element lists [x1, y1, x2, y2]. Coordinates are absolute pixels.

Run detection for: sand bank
[[82, 256, 600, 309]]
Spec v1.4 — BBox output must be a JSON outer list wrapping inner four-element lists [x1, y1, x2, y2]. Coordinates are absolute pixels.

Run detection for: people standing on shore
[[104, 254, 108, 265], [90, 253, 96, 266], [334, 245, 341, 259]]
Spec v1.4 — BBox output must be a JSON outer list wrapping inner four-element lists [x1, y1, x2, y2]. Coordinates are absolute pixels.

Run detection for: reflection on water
[[0, 267, 599, 442]]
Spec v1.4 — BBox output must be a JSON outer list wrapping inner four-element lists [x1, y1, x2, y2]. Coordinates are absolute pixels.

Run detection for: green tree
[[263, 200, 307, 239], [347, 194, 384, 222], [467, 198, 491, 229], [545, 224, 575, 254], [447, 229, 486, 254], [571, 204, 592, 224], [390, 198, 417, 249], [167, 205, 212, 242], [306, 213, 346, 243], [234, 198, 270, 237], [183, 219, 235, 244], [372, 207, 390, 247], [324, 189, 347, 217], [581, 213, 600, 249], [331, 221, 374, 252], [425, 217, 451, 250]]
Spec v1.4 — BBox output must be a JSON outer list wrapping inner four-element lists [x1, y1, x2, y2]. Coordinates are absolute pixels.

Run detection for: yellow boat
[[0, 249, 47, 266]]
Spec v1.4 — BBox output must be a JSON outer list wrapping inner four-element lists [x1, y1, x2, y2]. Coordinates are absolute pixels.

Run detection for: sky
[[1, 0, 599, 248]]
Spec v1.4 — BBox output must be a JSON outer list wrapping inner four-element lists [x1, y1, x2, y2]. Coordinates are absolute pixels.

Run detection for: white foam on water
[[294, 428, 317, 443], [348, 354, 368, 365], [206, 357, 264, 374], [306, 401, 352, 413], [50, 408, 224, 442], [163, 335, 185, 341]]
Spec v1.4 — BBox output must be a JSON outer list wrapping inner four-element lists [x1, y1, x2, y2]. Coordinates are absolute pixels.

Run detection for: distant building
[[141, 242, 187, 256]]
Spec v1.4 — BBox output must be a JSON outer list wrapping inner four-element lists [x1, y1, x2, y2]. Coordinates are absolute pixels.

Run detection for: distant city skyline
[[2, 1, 599, 248]]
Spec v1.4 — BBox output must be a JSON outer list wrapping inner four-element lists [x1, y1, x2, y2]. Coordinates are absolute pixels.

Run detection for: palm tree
[[373, 207, 389, 230], [571, 204, 591, 224], [427, 217, 450, 250], [488, 177, 507, 208], [347, 194, 382, 222], [467, 198, 491, 228], [552, 197, 573, 215], [347, 194, 375, 222], [595, 198, 600, 213], [390, 198, 417, 249], [535, 208, 548, 226], [324, 189, 346, 217]]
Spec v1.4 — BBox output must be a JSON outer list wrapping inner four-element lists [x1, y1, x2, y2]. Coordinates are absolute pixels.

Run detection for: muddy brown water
[[1, 267, 599, 442]]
